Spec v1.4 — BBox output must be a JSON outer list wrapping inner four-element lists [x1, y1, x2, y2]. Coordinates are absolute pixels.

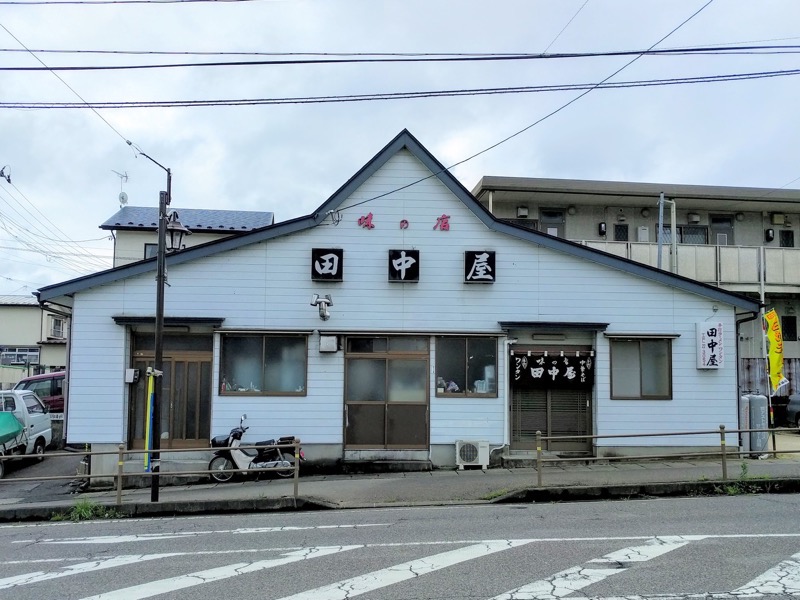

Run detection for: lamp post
[[131, 147, 190, 503]]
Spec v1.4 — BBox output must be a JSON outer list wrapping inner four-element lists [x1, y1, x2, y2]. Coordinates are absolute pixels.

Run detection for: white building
[[0, 295, 67, 390], [37, 131, 759, 475]]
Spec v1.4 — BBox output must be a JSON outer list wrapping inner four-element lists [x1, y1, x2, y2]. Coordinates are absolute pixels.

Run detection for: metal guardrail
[[0, 439, 303, 506], [531, 426, 800, 488], [0, 428, 798, 505]]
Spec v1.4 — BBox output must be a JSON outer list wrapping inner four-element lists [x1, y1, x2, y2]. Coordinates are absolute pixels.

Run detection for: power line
[[0, 23, 129, 144], [542, 0, 590, 54], [5, 67, 795, 110], [342, 0, 716, 213], [3, 45, 800, 71]]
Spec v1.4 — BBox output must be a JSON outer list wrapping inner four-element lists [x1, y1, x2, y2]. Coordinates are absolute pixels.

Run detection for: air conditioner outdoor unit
[[456, 440, 490, 470]]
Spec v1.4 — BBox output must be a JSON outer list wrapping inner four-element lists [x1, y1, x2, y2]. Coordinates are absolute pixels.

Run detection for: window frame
[[435, 336, 498, 398], [609, 337, 673, 400], [219, 333, 308, 396], [144, 243, 158, 260]]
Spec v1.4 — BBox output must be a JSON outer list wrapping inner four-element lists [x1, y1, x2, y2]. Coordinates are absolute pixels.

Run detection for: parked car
[[787, 395, 800, 430], [14, 371, 65, 414], [0, 390, 52, 468]]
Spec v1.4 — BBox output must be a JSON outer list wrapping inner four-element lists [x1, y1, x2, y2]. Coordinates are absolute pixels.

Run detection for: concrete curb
[[494, 478, 800, 503], [1, 477, 799, 522]]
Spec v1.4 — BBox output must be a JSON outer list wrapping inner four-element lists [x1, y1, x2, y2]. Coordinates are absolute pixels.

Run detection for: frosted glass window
[[388, 360, 427, 402], [346, 359, 386, 402]]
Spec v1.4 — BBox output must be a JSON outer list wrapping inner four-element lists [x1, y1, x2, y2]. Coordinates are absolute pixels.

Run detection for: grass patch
[[714, 462, 771, 496], [482, 488, 511, 500], [51, 500, 123, 522]]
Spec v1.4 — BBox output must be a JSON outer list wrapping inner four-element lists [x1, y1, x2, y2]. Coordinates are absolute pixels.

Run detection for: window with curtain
[[610, 338, 672, 399], [220, 334, 307, 395]]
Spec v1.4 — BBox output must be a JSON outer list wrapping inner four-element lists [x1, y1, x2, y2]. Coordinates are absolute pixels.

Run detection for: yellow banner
[[764, 309, 789, 394]]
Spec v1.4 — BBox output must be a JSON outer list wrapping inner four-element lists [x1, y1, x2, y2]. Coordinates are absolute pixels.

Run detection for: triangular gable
[[36, 130, 760, 312]]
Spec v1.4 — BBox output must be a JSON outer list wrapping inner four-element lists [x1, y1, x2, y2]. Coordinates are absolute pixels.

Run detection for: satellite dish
[[119, 192, 128, 206]]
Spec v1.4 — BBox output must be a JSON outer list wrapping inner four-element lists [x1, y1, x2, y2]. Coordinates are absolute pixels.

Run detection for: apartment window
[[50, 316, 65, 338], [660, 226, 708, 244], [144, 243, 158, 259], [783, 316, 798, 342], [613, 224, 629, 242], [220, 334, 307, 395], [610, 338, 672, 399], [435, 337, 497, 396], [780, 230, 795, 248], [0, 346, 40, 366]]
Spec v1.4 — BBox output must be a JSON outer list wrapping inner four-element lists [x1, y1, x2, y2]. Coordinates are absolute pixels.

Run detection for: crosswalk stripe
[[491, 536, 704, 600], [731, 550, 800, 596], [272, 539, 534, 600], [13, 523, 388, 545], [76, 545, 361, 600], [0, 554, 182, 591]]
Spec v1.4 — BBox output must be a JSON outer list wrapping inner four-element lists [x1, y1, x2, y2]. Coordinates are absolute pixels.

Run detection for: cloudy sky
[[2, 0, 799, 295]]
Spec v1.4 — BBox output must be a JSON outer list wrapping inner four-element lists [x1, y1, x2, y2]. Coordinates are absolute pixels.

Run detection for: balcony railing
[[576, 241, 800, 288]]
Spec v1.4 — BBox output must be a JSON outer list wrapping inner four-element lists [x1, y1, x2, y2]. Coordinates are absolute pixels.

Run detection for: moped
[[209, 414, 303, 483]]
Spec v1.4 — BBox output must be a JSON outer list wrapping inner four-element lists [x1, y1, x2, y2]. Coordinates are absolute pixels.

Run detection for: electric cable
[[4, 45, 800, 71], [6, 67, 795, 109], [340, 0, 716, 214]]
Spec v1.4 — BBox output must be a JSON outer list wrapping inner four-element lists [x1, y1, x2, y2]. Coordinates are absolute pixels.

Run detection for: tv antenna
[[112, 170, 129, 207]]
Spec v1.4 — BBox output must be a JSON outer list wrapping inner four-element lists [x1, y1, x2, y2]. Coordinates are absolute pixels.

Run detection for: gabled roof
[[37, 129, 760, 312], [100, 206, 274, 233]]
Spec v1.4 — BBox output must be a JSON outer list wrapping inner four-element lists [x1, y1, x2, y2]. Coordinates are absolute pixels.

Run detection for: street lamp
[[130, 143, 190, 503]]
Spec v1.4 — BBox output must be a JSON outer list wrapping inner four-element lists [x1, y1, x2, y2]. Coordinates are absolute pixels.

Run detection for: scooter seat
[[256, 439, 275, 446]]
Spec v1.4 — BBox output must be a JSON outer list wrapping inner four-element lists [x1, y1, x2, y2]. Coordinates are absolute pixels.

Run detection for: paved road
[[0, 494, 798, 599], [0, 450, 83, 505]]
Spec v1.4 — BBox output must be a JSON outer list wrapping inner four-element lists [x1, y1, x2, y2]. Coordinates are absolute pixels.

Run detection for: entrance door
[[343, 336, 429, 449], [509, 348, 593, 453], [129, 333, 213, 449], [511, 389, 590, 452], [710, 215, 735, 246]]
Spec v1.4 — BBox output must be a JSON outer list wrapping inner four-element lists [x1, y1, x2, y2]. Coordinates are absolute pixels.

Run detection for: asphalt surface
[[0, 430, 798, 520]]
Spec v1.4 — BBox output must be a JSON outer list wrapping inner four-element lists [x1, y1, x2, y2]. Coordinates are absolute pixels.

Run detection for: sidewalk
[[1, 431, 799, 521]]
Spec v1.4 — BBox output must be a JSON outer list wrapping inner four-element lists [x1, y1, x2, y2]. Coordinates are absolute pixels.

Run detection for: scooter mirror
[[241, 414, 247, 423]]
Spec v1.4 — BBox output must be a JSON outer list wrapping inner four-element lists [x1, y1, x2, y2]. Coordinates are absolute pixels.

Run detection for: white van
[[0, 390, 52, 458]]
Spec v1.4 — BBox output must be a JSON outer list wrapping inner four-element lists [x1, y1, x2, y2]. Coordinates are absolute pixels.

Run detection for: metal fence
[[0, 439, 303, 506], [0, 428, 798, 506], [529, 426, 800, 487]]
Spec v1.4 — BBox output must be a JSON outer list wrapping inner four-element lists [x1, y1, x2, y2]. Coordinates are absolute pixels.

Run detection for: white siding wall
[[67, 149, 740, 448]]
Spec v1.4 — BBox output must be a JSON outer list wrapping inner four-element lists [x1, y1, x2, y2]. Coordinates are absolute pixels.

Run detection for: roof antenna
[[112, 170, 128, 207], [0, 166, 10, 184]]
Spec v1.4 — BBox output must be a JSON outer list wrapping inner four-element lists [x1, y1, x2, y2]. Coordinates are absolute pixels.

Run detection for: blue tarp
[[0, 412, 23, 446]]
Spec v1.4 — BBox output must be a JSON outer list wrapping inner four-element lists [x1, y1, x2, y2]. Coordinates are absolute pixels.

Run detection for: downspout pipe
[[736, 308, 763, 438]]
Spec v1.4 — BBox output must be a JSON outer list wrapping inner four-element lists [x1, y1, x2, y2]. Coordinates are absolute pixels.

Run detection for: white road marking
[[0, 554, 182, 590], [272, 539, 534, 600], [12, 523, 388, 544], [77, 545, 361, 600], [730, 550, 800, 596], [490, 536, 704, 600]]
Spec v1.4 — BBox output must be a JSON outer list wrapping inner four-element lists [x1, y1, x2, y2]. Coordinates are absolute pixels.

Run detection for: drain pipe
[[736, 309, 762, 445]]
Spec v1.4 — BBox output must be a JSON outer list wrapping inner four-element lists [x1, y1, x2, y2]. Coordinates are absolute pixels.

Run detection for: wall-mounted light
[[598, 222, 607, 236], [516, 206, 529, 219], [640, 208, 650, 218], [765, 228, 775, 243], [567, 205, 577, 216], [735, 212, 745, 222], [687, 212, 701, 224]]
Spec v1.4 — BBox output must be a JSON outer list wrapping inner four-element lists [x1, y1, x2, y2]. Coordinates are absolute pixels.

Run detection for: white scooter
[[208, 414, 303, 483]]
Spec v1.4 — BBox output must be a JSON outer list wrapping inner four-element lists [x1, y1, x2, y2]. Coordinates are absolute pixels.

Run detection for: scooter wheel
[[275, 458, 296, 478], [209, 456, 235, 483]]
